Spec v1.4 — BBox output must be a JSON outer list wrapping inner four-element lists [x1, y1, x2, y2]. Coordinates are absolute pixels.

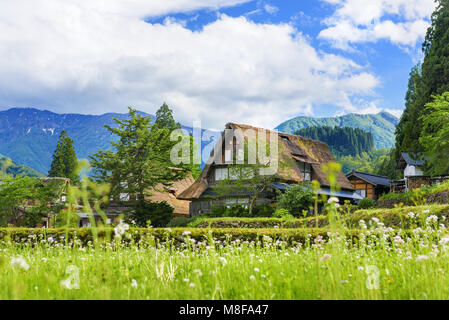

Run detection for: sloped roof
[[177, 123, 353, 200], [146, 173, 195, 216], [347, 171, 390, 187], [397, 152, 426, 169]]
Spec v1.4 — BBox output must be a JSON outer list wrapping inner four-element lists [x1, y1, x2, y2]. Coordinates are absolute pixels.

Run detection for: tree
[[48, 130, 79, 183], [212, 164, 276, 216], [0, 176, 62, 227], [131, 201, 174, 227], [395, 0, 449, 159], [276, 183, 314, 217], [153, 102, 177, 130], [419, 92, 449, 176], [90, 107, 190, 223], [295, 126, 375, 158]]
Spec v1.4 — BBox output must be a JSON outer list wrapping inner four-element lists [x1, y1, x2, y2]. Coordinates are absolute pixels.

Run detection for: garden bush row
[[189, 204, 449, 230], [0, 227, 357, 246], [191, 216, 328, 229]]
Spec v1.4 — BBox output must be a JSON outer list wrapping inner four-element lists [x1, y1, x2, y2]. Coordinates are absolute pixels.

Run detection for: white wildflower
[[328, 197, 339, 204], [416, 255, 429, 262], [407, 212, 415, 219], [426, 215, 438, 225], [131, 279, 138, 288], [218, 257, 227, 265], [249, 275, 255, 280], [254, 267, 260, 272], [10, 256, 30, 270]]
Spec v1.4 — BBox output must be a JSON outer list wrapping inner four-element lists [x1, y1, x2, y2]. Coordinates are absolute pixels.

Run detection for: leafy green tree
[[395, 0, 449, 159], [296, 126, 375, 158], [90, 106, 190, 224], [131, 200, 174, 227], [0, 177, 63, 227], [153, 102, 177, 130], [419, 92, 449, 176], [153, 103, 201, 179], [48, 130, 79, 183], [276, 183, 314, 217]]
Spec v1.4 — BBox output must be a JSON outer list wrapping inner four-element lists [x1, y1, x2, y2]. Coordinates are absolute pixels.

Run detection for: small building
[[392, 152, 429, 192], [178, 123, 362, 216], [346, 171, 390, 200], [391, 152, 449, 192], [146, 173, 195, 217]]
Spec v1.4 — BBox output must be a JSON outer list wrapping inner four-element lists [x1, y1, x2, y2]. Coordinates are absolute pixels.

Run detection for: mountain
[[0, 154, 43, 177], [275, 112, 399, 149], [0, 108, 145, 174], [0, 108, 215, 174]]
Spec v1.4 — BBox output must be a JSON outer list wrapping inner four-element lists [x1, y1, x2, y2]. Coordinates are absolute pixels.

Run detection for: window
[[225, 149, 232, 163], [298, 162, 312, 181], [215, 168, 229, 181], [356, 189, 367, 198]]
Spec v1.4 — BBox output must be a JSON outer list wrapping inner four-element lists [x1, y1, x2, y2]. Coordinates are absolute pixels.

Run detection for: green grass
[[379, 180, 449, 202], [1, 216, 449, 299]]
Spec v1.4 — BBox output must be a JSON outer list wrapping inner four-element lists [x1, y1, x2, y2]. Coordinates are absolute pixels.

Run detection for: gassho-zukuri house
[[177, 123, 362, 217]]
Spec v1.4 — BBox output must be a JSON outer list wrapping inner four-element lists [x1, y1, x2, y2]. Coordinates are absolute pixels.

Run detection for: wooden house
[[391, 152, 449, 192], [177, 123, 362, 216], [346, 171, 390, 200]]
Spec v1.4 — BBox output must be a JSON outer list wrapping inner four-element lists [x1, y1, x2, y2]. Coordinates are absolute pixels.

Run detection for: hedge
[[190, 204, 449, 230], [347, 204, 449, 229], [0, 227, 360, 247], [191, 216, 328, 229]]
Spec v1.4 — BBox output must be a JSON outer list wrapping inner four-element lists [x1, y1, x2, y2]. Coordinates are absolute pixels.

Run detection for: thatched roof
[[177, 123, 353, 200], [146, 173, 195, 216]]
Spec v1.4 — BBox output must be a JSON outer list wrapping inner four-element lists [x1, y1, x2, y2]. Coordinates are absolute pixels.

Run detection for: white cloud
[[264, 4, 278, 15], [319, 0, 436, 49], [0, 0, 380, 130]]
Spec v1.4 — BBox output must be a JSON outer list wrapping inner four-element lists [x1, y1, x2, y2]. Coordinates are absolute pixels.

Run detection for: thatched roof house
[[178, 123, 360, 216], [146, 173, 195, 217]]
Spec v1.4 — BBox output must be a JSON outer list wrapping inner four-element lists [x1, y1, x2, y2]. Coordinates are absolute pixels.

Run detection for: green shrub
[[205, 204, 275, 218], [276, 183, 314, 217], [252, 204, 276, 217], [167, 216, 191, 228], [358, 198, 376, 209], [273, 208, 290, 218], [193, 216, 328, 229], [0, 227, 358, 246], [132, 200, 174, 227]]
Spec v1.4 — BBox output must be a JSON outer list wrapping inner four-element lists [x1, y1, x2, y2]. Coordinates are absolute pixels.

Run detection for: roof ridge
[[353, 171, 389, 179]]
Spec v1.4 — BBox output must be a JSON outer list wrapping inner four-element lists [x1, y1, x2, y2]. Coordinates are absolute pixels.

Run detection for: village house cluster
[[10, 123, 448, 226]]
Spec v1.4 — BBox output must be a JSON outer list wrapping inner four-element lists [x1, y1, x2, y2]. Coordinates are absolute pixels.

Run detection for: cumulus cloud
[[0, 0, 380, 129], [319, 0, 436, 49]]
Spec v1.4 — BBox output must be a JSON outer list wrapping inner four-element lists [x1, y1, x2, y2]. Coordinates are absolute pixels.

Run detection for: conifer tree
[[395, 0, 449, 159], [48, 130, 79, 183]]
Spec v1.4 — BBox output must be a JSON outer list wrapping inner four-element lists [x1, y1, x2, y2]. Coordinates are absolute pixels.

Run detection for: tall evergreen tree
[[153, 102, 177, 130], [153, 103, 201, 179], [395, 0, 449, 159], [90, 107, 190, 206], [48, 130, 79, 183], [295, 126, 375, 158]]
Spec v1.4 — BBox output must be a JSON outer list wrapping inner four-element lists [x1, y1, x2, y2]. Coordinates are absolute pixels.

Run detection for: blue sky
[[0, 0, 436, 128]]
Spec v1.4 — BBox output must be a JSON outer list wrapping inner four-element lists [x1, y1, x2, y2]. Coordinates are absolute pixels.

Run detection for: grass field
[[1, 208, 449, 300]]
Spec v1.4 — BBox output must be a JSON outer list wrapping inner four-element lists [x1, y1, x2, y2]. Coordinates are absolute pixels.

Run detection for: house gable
[[177, 123, 354, 201]]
